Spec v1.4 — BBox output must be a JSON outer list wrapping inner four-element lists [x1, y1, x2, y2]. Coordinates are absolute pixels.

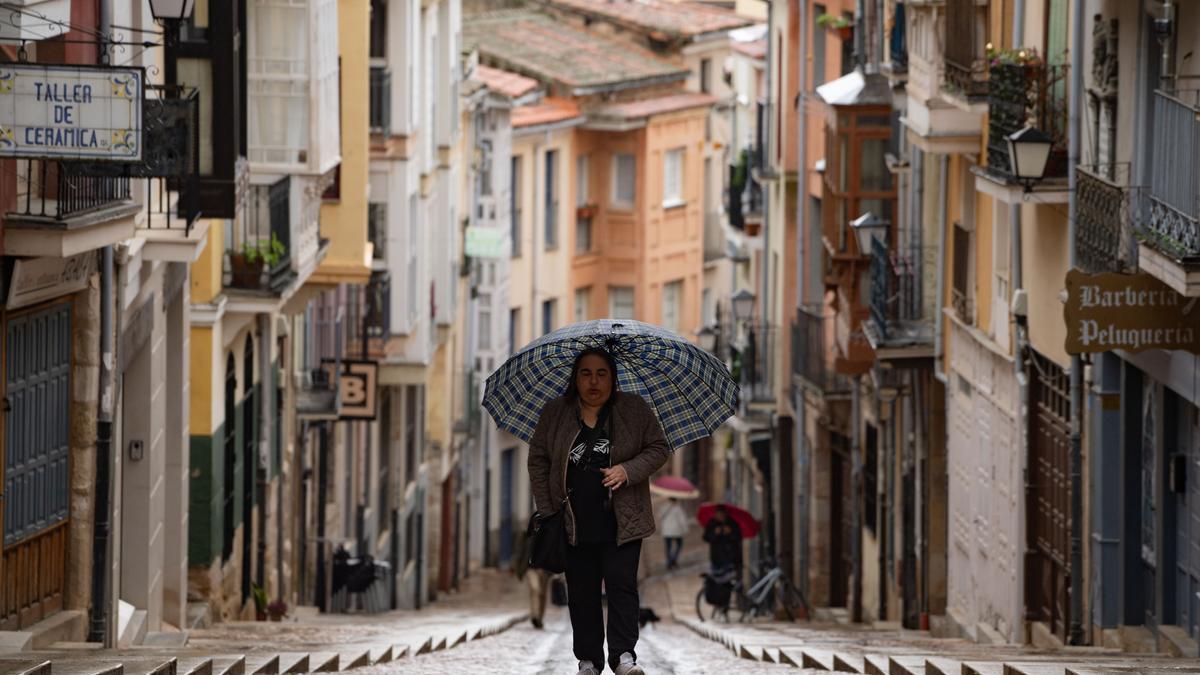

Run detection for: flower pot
[[256, 612, 267, 621], [576, 204, 598, 220], [745, 221, 762, 237], [269, 614, 283, 622], [229, 253, 264, 289], [837, 25, 852, 42]]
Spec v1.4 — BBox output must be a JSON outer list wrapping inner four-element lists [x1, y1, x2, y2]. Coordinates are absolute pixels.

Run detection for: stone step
[[337, 649, 370, 671], [367, 646, 392, 665], [865, 654, 891, 675], [833, 652, 866, 673], [209, 655, 246, 675], [175, 657, 214, 675], [0, 659, 50, 675], [276, 653, 308, 674], [307, 652, 339, 672], [889, 654, 930, 675], [242, 654, 279, 675]]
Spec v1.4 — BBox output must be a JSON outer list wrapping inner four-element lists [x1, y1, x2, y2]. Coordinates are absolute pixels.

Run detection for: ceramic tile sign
[[1064, 268, 1200, 354], [0, 64, 143, 161]]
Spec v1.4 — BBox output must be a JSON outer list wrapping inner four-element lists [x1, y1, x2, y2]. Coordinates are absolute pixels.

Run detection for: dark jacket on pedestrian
[[528, 391, 671, 546], [703, 517, 743, 570]]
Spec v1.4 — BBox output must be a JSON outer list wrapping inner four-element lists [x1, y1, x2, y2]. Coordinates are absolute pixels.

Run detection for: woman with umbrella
[[484, 321, 738, 675]]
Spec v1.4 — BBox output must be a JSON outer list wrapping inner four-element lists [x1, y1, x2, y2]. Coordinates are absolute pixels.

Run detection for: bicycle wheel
[[695, 587, 707, 622]]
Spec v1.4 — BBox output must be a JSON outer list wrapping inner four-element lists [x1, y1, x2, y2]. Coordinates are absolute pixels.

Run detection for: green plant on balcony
[[986, 45, 1042, 68], [229, 233, 287, 288], [817, 13, 853, 40]]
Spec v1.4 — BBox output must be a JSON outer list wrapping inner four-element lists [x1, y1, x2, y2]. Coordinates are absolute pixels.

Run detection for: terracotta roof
[[473, 64, 540, 99], [464, 10, 687, 94], [732, 38, 766, 59], [590, 92, 718, 120], [512, 97, 584, 128], [543, 0, 754, 39]]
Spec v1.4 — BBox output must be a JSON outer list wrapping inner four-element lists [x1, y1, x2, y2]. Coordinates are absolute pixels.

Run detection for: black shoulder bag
[[527, 496, 569, 574]]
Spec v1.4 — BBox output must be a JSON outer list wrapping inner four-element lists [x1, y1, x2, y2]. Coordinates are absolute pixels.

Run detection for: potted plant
[[817, 13, 852, 41], [576, 202, 598, 220], [267, 599, 288, 622], [229, 234, 287, 289], [251, 583, 269, 621]]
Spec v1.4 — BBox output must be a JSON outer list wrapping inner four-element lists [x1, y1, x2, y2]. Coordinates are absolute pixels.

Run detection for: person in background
[[514, 527, 551, 629], [657, 497, 689, 570], [702, 505, 743, 575]]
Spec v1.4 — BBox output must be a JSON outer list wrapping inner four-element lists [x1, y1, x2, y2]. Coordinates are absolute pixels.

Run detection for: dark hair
[[564, 347, 619, 402]]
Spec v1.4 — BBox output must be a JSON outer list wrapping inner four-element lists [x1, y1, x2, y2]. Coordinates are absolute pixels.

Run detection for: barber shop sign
[[1064, 268, 1200, 354], [0, 63, 143, 161]]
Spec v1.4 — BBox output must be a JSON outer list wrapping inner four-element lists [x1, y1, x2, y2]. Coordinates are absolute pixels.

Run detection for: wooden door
[[2, 303, 71, 630], [1026, 351, 1071, 641]]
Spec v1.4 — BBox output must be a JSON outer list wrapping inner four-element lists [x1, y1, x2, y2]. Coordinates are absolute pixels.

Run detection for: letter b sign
[[342, 373, 367, 406], [337, 361, 378, 419]]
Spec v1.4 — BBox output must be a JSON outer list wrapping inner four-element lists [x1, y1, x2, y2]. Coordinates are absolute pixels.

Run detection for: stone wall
[[67, 275, 101, 614]]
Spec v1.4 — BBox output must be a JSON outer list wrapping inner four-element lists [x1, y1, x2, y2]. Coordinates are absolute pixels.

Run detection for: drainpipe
[[933, 155, 949, 383], [761, 0, 772, 334], [798, 0, 808, 308], [851, 375, 863, 623], [88, 0, 114, 646], [1067, 0, 1085, 646], [1011, 0, 1024, 300]]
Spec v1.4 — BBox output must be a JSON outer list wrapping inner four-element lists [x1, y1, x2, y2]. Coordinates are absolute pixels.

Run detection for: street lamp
[[851, 212, 889, 256], [1006, 126, 1053, 192], [148, 0, 196, 45], [731, 289, 756, 324]]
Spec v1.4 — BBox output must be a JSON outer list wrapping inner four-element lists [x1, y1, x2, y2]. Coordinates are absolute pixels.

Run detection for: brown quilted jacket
[[527, 391, 671, 546]]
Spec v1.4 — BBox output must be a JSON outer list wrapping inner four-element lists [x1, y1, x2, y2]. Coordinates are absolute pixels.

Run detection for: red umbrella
[[697, 502, 760, 539], [650, 476, 700, 499]]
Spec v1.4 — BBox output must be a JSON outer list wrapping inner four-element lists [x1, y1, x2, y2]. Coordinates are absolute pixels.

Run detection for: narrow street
[[358, 570, 794, 675]]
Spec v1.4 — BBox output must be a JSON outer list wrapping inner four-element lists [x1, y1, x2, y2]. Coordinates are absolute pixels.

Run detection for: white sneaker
[[577, 660, 601, 675], [614, 652, 644, 675]]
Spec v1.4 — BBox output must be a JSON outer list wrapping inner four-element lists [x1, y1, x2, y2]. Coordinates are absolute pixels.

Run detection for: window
[[541, 299, 557, 336], [609, 286, 635, 320], [511, 156, 521, 257], [812, 4, 827, 88], [477, 292, 492, 351], [661, 280, 683, 332], [545, 149, 559, 249], [699, 58, 711, 93], [368, 202, 386, 261], [576, 216, 592, 254], [574, 287, 591, 323], [369, 0, 387, 59], [404, 385, 420, 485], [663, 148, 685, 208], [509, 308, 520, 354], [377, 389, 391, 523], [408, 195, 419, 323], [576, 154, 589, 206], [479, 139, 493, 196], [864, 424, 878, 533], [612, 153, 636, 208]]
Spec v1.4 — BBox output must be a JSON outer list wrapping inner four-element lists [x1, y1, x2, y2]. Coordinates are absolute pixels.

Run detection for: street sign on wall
[[0, 64, 143, 161], [335, 360, 379, 419], [7, 253, 96, 309], [465, 226, 509, 258], [1064, 268, 1200, 354]]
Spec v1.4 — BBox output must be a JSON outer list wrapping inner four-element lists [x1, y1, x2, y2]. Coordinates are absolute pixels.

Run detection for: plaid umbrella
[[482, 319, 738, 450]]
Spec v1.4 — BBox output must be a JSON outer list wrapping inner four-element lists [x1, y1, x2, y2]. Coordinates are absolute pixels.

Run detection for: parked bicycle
[[695, 559, 807, 623]]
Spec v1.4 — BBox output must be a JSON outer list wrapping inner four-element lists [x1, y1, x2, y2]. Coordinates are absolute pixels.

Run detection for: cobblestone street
[[358, 571, 794, 675]]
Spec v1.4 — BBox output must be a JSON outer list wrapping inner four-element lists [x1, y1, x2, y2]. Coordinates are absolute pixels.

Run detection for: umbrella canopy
[[697, 502, 759, 539], [482, 319, 738, 450], [649, 475, 700, 499]]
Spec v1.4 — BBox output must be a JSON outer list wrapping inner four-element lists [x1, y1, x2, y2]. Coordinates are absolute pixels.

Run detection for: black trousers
[[565, 539, 642, 671]]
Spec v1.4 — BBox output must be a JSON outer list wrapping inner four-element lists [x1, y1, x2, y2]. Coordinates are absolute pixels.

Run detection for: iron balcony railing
[[869, 239, 935, 345], [365, 271, 391, 339], [370, 66, 392, 136], [1145, 88, 1200, 260], [297, 300, 343, 419], [986, 62, 1069, 180], [1076, 164, 1139, 273], [10, 159, 131, 221], [228, 176, 293, 292], [944, 0, 987, 99], [792, 307, 852, 395], [738, 321, 776, 403]]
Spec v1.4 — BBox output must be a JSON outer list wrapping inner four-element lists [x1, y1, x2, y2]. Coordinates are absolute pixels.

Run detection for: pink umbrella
[[650, 476, 700, 499]]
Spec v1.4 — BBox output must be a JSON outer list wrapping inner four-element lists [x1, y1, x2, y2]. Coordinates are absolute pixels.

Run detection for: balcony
[[1076, 164, 1137, 274], [735, 322, 776, 404], [792, 307, 852, 396], [225, 178, 294, 295], [247, 0, 341, 175], [864, 239, 936, 359], [296, 302, 343, 420], [943, 0, 988, 102], [1138, 88, 1200, 296], [370, 67, 392, 136], [727, 146, 764, 234], [976, 60, 1070, 202], [4, 158, 139, 257]]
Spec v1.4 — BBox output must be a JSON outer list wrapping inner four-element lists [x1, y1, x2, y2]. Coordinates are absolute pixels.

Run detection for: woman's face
[[576, 354, 613, 408]]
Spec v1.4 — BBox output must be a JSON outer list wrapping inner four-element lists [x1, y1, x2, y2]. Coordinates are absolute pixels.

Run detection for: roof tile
[[544, 0, 754, 39], [473, 64, 540, 99]]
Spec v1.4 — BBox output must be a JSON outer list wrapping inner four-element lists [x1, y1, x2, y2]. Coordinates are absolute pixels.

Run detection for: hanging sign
[[322, 360, 379, 420], [0, 64, 143, 161], [465, 226, 509, 258], [7, 252, 96, 309], [1064, 268, 1200, 354]]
